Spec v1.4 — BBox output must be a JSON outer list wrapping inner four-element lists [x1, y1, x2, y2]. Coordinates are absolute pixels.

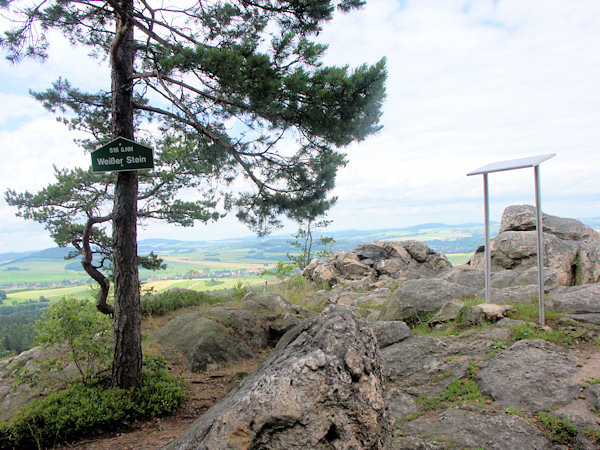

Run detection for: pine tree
[[1, 0, 386, 388]]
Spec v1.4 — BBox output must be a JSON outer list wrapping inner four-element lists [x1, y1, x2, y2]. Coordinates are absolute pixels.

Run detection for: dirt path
[[57, 354, 267, 449]]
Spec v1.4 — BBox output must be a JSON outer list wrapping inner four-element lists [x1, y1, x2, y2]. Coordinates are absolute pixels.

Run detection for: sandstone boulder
[[499, 204, 599, 243], [458, 303, 516, 327], [167, 306, 392, 449], [546, 284, 600, 324], [367, 320, 412, 348], [241, 293, 315, 343], [0, 347, 53, 422], [427, 300, 464, 327], [378, 278, 473, 323], [154, 314, 255, 372], [303, 240, 451, 288], [154, 293, 314, 371], [576, 241, 600, 284], [200, 304, 268, 349], [470, 206, 600, 287], [440, 266, 485, 290]]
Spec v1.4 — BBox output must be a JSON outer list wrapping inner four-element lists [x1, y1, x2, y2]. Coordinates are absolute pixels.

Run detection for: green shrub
[[0, 421, 13, 450], [141, 289, 221, 315], [5, 357, 186, 449], [485, 340, 508, 359], [537, 411, 578, 444], [260, 260, 296, 279], [231, 281, 250, 301], [17, 297, 113, 387], [504, 407, 525, 418]]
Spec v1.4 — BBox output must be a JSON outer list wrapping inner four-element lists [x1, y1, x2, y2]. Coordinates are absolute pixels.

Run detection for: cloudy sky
[[1, 0, 599, 253]]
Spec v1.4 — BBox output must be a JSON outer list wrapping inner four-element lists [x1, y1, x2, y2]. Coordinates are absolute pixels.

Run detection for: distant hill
[[0, 247, 76, 267], [0, 222, 499, 268]]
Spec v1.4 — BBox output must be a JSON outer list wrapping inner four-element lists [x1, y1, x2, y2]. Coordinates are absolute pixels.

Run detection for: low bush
[[231, 281, 250, 301], [141, 289, 221, 315], [2, 356, 186, 449]]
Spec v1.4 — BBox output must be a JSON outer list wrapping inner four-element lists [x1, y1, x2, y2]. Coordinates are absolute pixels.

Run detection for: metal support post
[[483, 173, 491, 304], [534, 165, 545, 326]]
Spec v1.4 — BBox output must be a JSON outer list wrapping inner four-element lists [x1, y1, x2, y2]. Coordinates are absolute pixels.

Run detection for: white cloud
[[1, 0, 600, 252], [319, 0, 600, 229]]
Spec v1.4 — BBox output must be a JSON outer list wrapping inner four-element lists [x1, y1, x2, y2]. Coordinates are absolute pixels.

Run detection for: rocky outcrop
[[470, 205, 600, 286], [303, 240, 452, 288], [154, 293, 314, 372], [166, 306, 392, 449], [499, 204, 599, 243], [398, 407, 553, 449], [158, 206, 600, 449], [545, 283, 600, 325], [382, 324, 598, 449], [377, 278, 473, 323], [154, 314, 256, 372], [0, 347, 53, 422], [475, 339, 580, 413], [0, 345, 84, 422]]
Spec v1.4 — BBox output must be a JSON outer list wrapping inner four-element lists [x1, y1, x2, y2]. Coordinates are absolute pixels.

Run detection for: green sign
[[92, 137, 154, 173]]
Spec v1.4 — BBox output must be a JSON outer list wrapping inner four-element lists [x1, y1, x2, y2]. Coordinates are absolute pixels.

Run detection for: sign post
[[92, 137, 154, 173], [467, 153, 555, 326]]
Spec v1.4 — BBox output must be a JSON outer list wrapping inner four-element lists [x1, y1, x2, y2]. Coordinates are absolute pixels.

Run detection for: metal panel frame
[[467, 153, 556, 325]]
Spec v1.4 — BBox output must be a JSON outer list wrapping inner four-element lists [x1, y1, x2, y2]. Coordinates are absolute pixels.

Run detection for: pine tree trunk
[[110, 0, 142, 389]]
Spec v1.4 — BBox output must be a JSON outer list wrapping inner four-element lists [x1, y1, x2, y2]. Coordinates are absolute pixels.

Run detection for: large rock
[[499, 204, 600, 243], [470, 205, 600, 287], [472, 231, 578, 275], [154, 294, 314, 371], [303, 240, 451, 288], [367, 321, 412, 348], [241, 293, 315, 343], [0, 346, 83, 422], [0, 347, 53, 422], [458, 303, 516, 326], [382, 335, 486, 393], [440, 266, 485, 290], [475, 339, 580, 413], [546, 284, 600, 324], [378, 278, 473, 323], [201, 304, 268, 349], [479, 285, 539, 305], [167, 306, 392, 449], [154, 314, 255, 372]]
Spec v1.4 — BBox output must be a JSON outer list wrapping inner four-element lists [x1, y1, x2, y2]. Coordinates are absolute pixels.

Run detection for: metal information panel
[[92, 137, 154, 173], [467, 153, 556, 326]]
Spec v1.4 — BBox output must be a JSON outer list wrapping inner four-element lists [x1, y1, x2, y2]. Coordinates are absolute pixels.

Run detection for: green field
[[6, 275, 268, 305], [6, 284, 94, 304], [0, 259, 89, 285], [1, 222, 488, 303]]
